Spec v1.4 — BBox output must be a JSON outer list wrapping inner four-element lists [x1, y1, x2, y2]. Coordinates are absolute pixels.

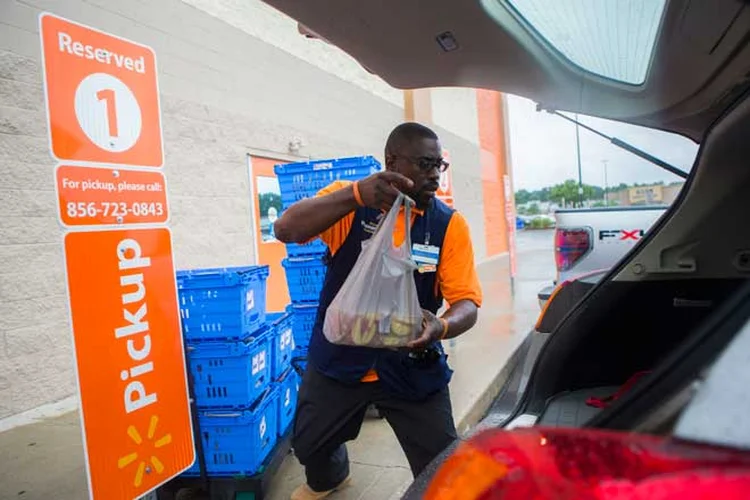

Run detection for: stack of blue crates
[[275, 156, 382, 360], [266, 311, 299, 440], [177, 265, 296, 477]]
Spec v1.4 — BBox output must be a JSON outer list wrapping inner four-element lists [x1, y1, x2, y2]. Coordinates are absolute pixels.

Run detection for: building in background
[[1, 0, 514, 420], [606, 182, 684, 206]]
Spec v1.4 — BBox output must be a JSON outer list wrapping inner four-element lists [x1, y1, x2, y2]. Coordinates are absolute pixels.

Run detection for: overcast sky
[[506, 94, 699, 191]]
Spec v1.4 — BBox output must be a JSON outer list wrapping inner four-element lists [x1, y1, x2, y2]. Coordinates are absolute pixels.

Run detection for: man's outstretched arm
[[274, 171, 413, 244]]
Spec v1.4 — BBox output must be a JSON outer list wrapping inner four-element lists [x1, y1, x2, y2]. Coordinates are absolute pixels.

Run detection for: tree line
[[515, 179, 680, 205]]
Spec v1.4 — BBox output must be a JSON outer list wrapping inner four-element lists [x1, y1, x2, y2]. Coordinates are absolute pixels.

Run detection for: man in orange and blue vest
[[275, 122, 482, 500]]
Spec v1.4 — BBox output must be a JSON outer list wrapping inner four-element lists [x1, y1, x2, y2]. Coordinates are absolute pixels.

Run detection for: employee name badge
[[412, 243, 439, 273]]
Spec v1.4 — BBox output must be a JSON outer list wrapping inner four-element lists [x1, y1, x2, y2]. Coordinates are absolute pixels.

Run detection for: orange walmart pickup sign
[[40, 13, 163, 167], [64, 228, 194, 499]]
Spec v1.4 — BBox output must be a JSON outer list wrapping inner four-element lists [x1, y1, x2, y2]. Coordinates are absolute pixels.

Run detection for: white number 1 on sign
[[96, 88, 119, 137], [75, 73, 142, 153]]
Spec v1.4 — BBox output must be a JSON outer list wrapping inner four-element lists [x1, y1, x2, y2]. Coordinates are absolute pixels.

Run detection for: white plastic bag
[[323, 193, 423, 348]]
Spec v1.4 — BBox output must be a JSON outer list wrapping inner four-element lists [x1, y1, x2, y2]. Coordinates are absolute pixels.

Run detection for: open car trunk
[[531, 278, 744, 427], [402, 80, 750, 497], [520, 83, 750, 429]]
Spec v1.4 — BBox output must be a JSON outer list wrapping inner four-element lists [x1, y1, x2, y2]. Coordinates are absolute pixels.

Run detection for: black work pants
[[292, 368, 457, 492]]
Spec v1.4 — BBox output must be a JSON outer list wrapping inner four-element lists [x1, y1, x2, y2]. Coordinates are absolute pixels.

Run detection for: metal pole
[[575, 114, 583, 207], [603, 159, 609, 206]]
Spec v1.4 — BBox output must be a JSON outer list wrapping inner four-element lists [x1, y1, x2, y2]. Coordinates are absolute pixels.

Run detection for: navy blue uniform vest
[[309, 198, 456, 401]]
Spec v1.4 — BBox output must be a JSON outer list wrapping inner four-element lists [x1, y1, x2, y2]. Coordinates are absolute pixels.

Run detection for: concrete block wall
[[181, 0, 403, 108], [431, 88, 481, 147], [0, 0, 490, 418], [430, 89, 489, 262], [434, 128, 488, 262]]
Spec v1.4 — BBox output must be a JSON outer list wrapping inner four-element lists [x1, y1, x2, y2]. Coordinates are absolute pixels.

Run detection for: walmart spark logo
[[117, 415, 172, 487]]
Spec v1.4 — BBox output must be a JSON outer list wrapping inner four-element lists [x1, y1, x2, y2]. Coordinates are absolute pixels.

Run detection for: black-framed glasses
[[392, 154, 450, 173]]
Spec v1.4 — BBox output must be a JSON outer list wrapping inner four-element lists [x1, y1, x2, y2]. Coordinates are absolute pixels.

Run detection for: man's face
[[387, 137, 445, 209]]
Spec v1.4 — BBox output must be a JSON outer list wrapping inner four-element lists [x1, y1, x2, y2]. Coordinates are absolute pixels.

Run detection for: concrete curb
[[456, 334, 526, 437], [387, 482, 412, 500], [0, 396, 78, 433], [456, 366, 512, 437]]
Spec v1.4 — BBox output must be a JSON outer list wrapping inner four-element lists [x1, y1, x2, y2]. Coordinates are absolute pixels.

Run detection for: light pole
[[575, 113, 583, 207], [602, 159, 609, 206]]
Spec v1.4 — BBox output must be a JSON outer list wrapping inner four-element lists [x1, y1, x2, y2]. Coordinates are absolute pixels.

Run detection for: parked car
[[263, 0, 750, 497], [537, 205, 667, 307]]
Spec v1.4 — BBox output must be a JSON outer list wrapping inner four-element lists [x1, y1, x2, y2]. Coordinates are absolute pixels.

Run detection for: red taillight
[[555, 227, 592, 272], [425, 427, 750, 500]]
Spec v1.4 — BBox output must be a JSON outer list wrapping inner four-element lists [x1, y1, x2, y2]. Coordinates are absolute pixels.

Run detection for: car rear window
[[505, 0, 668, 85]]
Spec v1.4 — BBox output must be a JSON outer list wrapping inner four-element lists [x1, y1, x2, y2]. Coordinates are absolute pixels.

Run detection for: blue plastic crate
[[285, 239, 328, 258], [275, 156, 381, 201], [282, 257, 327, 304], [274, 155, 381, 175], [268, 311, 294, 381], [183, 387, 279, 477], [287, 303, 318, 348], [281, 192, 310, 209], [177, 266, 269, 342], [276, 368, 299, 437], [291, 347, 308, 377], [188, 329, 272, 409]]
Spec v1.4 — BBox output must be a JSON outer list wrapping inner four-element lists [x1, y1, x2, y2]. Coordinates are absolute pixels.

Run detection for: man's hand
[[274, 171, 413, 244], [406, 309, 444, 350], [357, 172, 414, 211]]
